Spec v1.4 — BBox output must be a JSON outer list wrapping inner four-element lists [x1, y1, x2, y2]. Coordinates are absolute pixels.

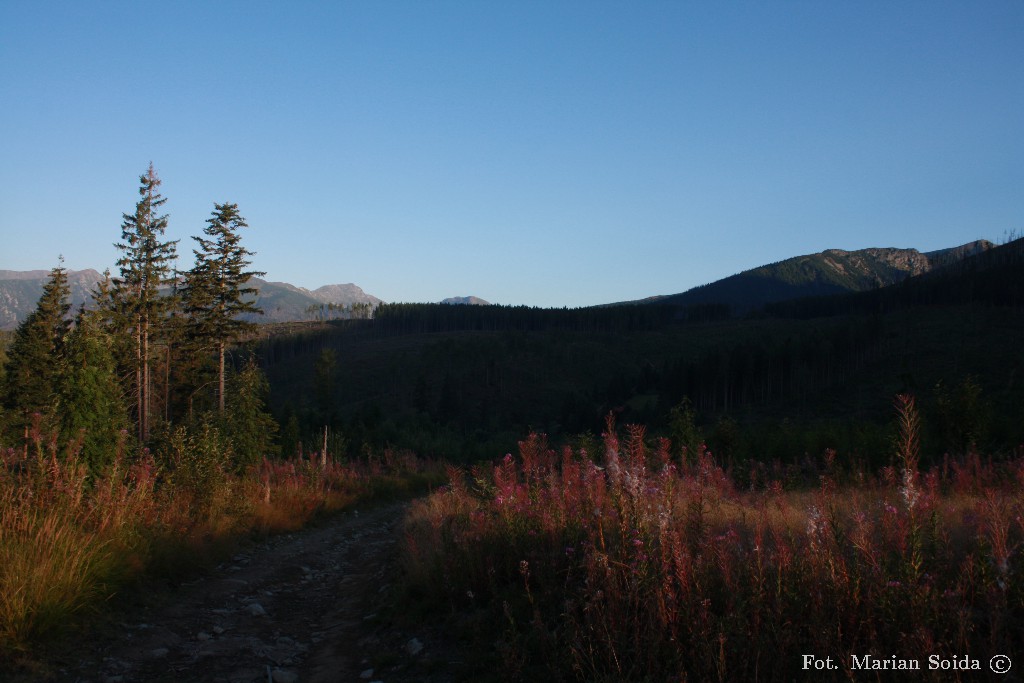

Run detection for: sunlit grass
[[0, 434, 444, 659], [0, 503, 118, 651]]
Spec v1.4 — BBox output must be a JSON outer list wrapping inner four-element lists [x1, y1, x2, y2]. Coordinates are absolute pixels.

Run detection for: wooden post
[[321, 425, 328, 469]]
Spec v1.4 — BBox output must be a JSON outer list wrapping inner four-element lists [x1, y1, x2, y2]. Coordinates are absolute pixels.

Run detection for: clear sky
[[2, 2, 1022, 307]]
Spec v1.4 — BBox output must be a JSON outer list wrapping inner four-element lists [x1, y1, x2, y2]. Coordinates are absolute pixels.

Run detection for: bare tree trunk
[[136, 314, 144, 443], [165, 344, 171, 423], [218, 341, 226, 413], [142, 316, 150, 442]]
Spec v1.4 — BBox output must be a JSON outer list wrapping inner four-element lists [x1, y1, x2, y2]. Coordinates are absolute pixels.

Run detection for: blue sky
[[2, 2, 1021, 307]]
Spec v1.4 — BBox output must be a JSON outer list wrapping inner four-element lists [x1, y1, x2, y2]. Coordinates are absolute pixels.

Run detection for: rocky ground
[[12, 503, 471, 683]]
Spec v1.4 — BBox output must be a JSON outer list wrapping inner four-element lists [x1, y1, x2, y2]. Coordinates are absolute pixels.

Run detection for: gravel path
[[26, 503, 461, 683]]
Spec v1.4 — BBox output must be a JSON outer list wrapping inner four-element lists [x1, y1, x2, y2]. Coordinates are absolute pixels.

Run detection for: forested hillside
[[258, 237, 1024, 469]]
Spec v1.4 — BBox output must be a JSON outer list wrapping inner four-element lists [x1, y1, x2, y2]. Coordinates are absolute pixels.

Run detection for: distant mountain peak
[[310, 283, 382, 306], [441, 296, 490, 305], [243, 278, 382, 323]]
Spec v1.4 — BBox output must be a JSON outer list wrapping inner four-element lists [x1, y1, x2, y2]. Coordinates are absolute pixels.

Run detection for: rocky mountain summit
[[440, 296, 490, 305]]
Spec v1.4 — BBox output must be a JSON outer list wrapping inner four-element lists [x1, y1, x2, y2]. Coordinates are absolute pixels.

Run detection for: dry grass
[[0, 435, 443, 659]]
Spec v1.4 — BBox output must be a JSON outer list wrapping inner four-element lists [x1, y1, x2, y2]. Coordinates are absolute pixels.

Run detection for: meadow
[[1, 391, 1020, 681]]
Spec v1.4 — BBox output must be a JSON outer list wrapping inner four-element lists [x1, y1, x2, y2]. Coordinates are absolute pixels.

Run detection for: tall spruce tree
[[112, 164, 178, 442], [182, 202, 264, 413], [1, 260, 71, 449]]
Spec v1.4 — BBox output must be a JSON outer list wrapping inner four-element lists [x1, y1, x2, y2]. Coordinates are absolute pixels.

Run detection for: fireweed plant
[[402, 398, 1023, 682]]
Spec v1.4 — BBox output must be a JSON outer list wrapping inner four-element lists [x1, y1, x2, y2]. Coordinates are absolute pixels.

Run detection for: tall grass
[[0, 427, 443, 659], [402, 406, 1024, 681]]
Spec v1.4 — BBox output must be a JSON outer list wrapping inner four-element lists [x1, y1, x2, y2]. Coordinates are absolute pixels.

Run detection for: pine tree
[[112, 164, 179, 442], [182, 202, 264, 413], [1, 260, 71, 449]]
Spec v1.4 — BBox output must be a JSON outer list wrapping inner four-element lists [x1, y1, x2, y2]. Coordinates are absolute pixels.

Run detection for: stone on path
[[271, 668, 299, 683], [405, 637, 424, 656]]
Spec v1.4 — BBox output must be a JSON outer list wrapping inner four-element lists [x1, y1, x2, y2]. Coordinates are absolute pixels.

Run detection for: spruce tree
[[58, 308, 129, 472], [182, 202, 264, 413], [1, 260, 71, 449], [112, 164, 178, 442], [223, 358, 278, 467]]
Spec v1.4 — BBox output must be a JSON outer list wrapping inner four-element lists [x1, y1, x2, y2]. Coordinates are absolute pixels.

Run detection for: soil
[[9, 502, 472, 683]]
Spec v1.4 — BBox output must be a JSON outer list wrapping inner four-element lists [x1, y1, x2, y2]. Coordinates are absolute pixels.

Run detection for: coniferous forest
[[1, 167, 1022, 680]]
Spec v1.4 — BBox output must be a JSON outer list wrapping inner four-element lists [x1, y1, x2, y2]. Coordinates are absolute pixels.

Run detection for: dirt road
[[33, 503, 459, 683]]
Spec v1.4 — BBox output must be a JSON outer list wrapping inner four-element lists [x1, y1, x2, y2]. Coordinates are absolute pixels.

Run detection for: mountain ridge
[[0, 239, 994, 329], [619, 240, 992, 315], [0, 271, 384, 330], [0, 269, 105, 330]]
